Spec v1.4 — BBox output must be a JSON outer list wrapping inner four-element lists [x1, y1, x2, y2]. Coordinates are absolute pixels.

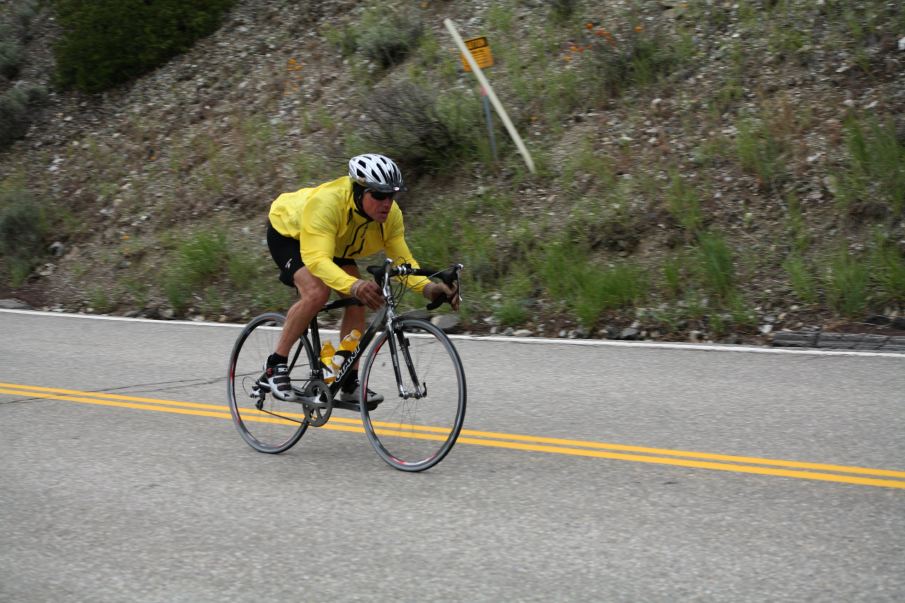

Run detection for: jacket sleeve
[[298, 201, 358, 295], [384, 210, 430, 294]]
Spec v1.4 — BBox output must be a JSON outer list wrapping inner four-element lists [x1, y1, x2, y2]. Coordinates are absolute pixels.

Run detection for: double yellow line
[[2, 381, 904, 490]]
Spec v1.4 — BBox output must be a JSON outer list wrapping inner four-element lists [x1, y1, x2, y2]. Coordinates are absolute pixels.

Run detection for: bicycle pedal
[[332, 399, 382, 412], [332, 399, 360, 412]]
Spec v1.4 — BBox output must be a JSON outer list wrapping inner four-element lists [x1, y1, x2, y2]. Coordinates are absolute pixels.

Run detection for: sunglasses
[[368, 190, 395, 201]]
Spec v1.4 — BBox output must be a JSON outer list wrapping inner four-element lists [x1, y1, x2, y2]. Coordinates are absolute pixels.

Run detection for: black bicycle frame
[[290, 298, 389, 397], [287, 260, 459, 400]]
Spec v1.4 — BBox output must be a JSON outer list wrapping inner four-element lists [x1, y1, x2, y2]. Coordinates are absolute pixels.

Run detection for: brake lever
[[426, 264, 462, 311]]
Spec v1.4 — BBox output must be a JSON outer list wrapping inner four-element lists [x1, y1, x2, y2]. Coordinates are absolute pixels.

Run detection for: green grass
[[539, 240, 648, 330], [163, 230, 231, 312], [696, 232, 736, 301], [783, 254, 819, 305], [825, 250, 870, 317], [562, 135, 616, 190], [666, 171, 702, 236], [784, 193, 811, 254], [661, 253, 687, 300], [408, 198, 504, 284], [576, 263, 648, 329], [840, 116, 905, 215], [487, 1, 516, 33], [869, 230, 905, 306], [494, 268, 534, 327], [88, 286, 118, 313], [736, 117, 788, 191]]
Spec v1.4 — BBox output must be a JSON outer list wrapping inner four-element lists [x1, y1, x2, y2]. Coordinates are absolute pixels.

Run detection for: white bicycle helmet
[[348, 153, 406, 193]]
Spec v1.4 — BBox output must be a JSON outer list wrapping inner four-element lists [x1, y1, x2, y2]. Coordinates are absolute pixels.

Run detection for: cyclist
[[263, 153, 458, 403]]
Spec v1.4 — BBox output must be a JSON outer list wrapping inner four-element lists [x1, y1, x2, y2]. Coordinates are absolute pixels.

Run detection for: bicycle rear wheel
[[227, 312, 313, 453], [359, 318, 466, 471]]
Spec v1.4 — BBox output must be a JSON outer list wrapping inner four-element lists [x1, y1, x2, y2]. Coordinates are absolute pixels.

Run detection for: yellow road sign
[[461, 36, 493, 71]]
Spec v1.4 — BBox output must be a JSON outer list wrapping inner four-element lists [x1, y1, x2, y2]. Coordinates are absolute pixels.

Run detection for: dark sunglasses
[[368, 190, 395, 201]]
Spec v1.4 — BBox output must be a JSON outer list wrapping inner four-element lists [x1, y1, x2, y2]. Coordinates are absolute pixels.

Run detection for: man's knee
[[294, 268, 330, 307]]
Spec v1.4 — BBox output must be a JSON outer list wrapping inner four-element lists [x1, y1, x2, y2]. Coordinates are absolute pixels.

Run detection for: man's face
[[362, 190, 395, 223]]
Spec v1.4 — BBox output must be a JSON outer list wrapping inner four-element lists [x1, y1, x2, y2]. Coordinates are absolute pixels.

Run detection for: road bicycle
[[227, 259, 466, 472]]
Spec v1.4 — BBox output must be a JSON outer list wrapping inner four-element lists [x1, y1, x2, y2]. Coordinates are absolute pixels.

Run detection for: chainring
[[301, 379, 333, 427]]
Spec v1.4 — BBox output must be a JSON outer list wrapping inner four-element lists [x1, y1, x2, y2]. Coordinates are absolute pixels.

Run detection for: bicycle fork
[[389, 328, 427, 400]]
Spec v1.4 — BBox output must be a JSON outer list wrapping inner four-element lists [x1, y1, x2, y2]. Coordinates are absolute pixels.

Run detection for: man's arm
[[385, 230, 458, 310], [300, 233, 358, 295], [298, 200, 357, 294]]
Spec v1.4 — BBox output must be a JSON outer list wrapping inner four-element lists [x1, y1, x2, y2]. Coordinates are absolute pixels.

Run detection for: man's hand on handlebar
[[350, 279, 384, 310], [424, 281, 460, 311]]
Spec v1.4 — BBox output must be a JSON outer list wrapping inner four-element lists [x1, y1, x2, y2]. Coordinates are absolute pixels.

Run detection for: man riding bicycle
[[264, 153, 458, 403]]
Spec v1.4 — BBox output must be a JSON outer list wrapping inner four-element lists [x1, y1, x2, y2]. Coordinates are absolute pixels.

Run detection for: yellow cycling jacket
[[268, 176, 428, 295]]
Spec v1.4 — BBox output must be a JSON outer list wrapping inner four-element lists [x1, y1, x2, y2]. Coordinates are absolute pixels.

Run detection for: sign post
[[480, 86, 498, 162], [460, 37, 498, 163], [445, 19, 535, 174]]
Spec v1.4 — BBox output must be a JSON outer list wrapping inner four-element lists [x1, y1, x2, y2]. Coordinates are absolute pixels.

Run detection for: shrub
[[0, 37, 22, 80], [355, 8, 423, 70], [549, 0, 578, 23], [0, 0, 39, 79], [0, 189, 47, 286], [52, 0, 237, 92], [0, 88, 29, 146], [0, 84, 47, 149], [579, 23, 685, 98], [356, 81, 483, 177]]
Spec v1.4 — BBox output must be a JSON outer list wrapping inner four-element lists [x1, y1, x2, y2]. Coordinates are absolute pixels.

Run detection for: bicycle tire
[[359, 318, 466, 471], [227, 312, 313, 453]]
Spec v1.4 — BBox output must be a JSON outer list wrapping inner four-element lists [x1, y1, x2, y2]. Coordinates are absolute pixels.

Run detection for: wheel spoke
[[227, 313, 312, 453], [360, 319, 466, 471]]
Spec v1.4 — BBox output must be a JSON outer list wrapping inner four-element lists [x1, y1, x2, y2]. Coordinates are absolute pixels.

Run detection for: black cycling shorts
[[267, 221, 356, 288]]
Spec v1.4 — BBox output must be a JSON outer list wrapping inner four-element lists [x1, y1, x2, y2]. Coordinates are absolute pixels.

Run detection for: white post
[[444, 18, 536, 174]]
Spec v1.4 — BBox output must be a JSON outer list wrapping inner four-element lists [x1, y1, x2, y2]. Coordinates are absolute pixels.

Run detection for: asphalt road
[[1, 309, 903, 602]]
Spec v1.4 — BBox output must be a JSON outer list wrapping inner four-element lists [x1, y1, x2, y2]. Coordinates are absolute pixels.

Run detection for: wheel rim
[[228, 313, 311, 453], [361, 320, 466, 471]]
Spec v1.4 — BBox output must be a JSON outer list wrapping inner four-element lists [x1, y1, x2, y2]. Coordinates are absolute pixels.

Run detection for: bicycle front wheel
[[360, 318, 466, 471], [227, 312, 313, 453]]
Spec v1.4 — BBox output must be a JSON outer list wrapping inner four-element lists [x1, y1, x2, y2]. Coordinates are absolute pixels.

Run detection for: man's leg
[[275, 267, 330, 358], [263, 267, 330, 401], [337, 264, 383, 404], [339, 264, 365, 342]]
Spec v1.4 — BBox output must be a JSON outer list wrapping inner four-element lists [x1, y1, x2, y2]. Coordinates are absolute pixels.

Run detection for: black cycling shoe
[[339, 380, 384, 407], [261, 362, 298, 401]]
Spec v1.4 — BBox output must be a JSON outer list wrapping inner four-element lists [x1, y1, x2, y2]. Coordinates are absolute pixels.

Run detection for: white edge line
[[2, 308, 902, 358]]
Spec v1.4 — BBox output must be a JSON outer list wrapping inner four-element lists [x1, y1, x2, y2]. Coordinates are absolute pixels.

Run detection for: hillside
[[1, 0, 903, 346]]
